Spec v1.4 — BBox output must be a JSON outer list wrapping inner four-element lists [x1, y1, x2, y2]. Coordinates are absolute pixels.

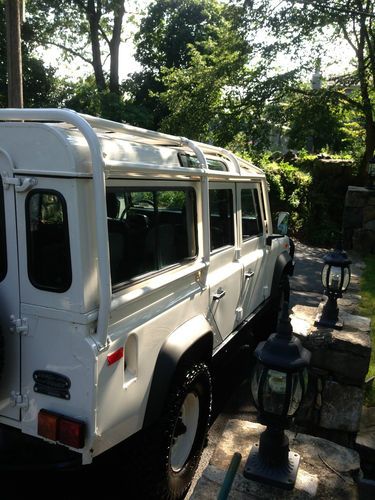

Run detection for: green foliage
[[127, 0, 250, 131], [134, 0, 222, 72], [252, 152, 355, 245], [248, 1, 375, 178], [358, 256, 375, 406], [258, 157, 312, 234], [287, 91, 352, 153]]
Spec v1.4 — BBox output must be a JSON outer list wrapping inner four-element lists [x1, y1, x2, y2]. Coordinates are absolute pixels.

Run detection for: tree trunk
[[5, 0, 23, 107], [86, 0, 106, 92], [357, 15, 375, 181], [109, 0, 125, 94]]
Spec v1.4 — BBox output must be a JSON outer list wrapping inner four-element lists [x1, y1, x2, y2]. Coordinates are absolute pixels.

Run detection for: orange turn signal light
[[38, 409, 85, 449]]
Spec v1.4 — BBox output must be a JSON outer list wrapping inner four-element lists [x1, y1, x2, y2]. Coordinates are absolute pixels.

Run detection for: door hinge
[[10, 392, 29, 410], [2, 175, 37, 192], [9, 315, 29, 336]]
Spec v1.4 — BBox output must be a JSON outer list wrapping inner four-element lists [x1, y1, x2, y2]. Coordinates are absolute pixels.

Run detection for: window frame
[[25, 189, 72, 293], [106, 185, 199, 291], [0, 177, 7, 282]]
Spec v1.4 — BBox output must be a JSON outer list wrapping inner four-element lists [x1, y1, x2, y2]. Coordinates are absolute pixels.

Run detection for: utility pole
[[5, 0, 23, 108]]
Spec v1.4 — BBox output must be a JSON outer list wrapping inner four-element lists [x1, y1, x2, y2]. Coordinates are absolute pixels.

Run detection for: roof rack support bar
[[0, 108, 111, 350], [180, 138, 210, 263]]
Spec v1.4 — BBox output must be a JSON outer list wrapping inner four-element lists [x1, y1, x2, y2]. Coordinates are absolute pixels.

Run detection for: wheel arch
[[143, 315, 213, 429]]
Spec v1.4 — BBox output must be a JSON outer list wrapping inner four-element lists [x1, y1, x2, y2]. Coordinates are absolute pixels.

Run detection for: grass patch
[[358, 255, 375, 406]]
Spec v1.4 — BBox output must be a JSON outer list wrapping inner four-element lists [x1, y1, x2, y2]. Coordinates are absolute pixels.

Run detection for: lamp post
[[314, 241, 351, 330], [368, 157, 375, 189], [244, 303, 311, 490]]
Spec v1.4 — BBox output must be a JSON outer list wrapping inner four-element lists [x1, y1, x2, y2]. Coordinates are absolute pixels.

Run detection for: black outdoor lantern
[[315, 241, 351, 330], [368, 156, 375, 189], [244, 303, 311, 490]]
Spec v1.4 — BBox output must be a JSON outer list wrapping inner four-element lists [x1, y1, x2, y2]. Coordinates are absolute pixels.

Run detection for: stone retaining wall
[[343, 186, 375, 254], [291, 290, 372, 437]]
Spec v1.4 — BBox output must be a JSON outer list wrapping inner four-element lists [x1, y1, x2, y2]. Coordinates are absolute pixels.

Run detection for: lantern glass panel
[[328, 266, 342, 291], [342, 267, 350, 291], [262, 369, 287, 415], [287, 370, 306, 416], [251, 362, 263, 407], [322, 264, 329, 288]]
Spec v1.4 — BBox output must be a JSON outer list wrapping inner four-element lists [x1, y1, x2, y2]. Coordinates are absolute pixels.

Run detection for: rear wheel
[[257, 274, 290, 339], [137, 362, 212, 499]]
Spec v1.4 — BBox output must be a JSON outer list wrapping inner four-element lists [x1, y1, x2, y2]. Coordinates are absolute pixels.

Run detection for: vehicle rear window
[[106, 187, 197, 288], [26, 190, 72, 292], [0, 177, 7, 282]]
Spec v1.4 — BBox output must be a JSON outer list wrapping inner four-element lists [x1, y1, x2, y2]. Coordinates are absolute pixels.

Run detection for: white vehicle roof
[[0, 108, 264, 180]]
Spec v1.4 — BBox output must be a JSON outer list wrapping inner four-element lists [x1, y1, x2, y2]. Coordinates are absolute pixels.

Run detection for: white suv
[[0, 109, 293, 497]]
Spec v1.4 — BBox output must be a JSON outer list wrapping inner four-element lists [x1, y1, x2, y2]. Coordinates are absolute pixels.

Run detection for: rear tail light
[[38, 409, 85, 449]]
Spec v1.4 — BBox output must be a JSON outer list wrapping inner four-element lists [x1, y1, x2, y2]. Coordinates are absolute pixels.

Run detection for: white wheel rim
[[170, 392, 200, 472]]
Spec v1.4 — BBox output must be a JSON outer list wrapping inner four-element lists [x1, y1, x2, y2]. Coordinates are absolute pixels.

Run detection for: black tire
[[137, 362, 212, 500], [271, 274, 290, 331], [256, 274, 290, 339], [0, 325, 3, 379]]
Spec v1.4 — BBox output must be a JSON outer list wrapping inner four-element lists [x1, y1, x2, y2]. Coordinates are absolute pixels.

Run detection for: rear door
[[0, 166, 21, 420], [207, 183, 242, 340]]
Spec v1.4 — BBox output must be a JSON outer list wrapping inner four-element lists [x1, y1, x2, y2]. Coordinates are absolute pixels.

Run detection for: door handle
[[245, 271, 254, 279], [213, 288, 226, 300]]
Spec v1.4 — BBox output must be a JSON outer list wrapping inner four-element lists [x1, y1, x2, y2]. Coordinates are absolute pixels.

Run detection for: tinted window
[[178, 154, 227, 171], [106, 187, 197, 287], [26, 191, 72, 292], [0, 177, 7, 281], [209, 189, 234, 251], [241, 188, 263, 240]]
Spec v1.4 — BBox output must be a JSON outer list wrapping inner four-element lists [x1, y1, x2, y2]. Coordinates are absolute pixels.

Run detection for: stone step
[[355, 407, 375, 465], [191, 419, 361, 499]]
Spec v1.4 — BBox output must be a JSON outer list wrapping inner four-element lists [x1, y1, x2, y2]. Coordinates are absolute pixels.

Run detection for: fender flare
[[143, 315, 213, 428], [270, 250, 293, 299]]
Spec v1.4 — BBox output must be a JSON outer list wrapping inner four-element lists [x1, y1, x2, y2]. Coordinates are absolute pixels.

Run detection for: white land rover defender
[[0, 109, 293, 496]]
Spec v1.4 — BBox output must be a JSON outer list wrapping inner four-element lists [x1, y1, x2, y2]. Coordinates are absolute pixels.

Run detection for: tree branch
[[41, 40, 93, 66]]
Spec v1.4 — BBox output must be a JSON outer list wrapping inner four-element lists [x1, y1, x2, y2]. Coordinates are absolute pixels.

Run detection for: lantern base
[[314, 311, 343, 330], [243, 443, 300, 490], [314, 314, 344, 330], [314, 297, 343, 330]]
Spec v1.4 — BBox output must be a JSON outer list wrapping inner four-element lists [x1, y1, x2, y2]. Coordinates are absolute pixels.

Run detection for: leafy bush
[[258, 157, 312, 235], [247, 152, 356, 245]]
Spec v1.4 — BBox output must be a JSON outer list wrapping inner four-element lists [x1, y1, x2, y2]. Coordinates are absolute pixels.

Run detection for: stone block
[[304, 306, 371, 385], [345, 186, 369, 208], [355, 407, 375, 464], [368, 191, 375, 205], [363, 205, 375, 223], [320, 381, 364, 432], [364, 220, 375, 231], [342, 207, 363, 229], [353, 228, 375, 254]]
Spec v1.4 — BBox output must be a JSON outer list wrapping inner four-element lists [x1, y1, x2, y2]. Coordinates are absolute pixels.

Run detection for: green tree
[[248, 0, 375, 178], [126, 0, 225, 129], [26, 0, 127, 119], [286, 90, 352, 153]]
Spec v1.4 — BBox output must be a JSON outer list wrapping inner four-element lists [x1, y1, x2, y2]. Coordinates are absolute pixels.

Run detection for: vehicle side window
[[209, 189, 234, 251], [106, 187, 197, 288], [241, 188, 263, 240], [26, 190, 72, 292], [0, 177, 7, 282]]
